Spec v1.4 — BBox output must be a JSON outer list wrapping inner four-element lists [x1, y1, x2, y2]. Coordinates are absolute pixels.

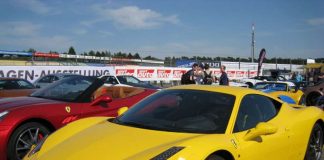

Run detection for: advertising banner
[[137, 69, 155, 79], [0, 65, 258, 83], [176, 60, 221, 68], [34, 52, 59, 58], [226, 70, 236, 78], [0, 66, 114, 83], [175, 60, 196, 68], [213, 70, 222, 77], [157, 69, 172, 79], [0, 50, 32, 56], [236, 71, 245, 78], [172, 69, 188, 79], [249, 70, 258, 77], [115, 69, 135, 76]]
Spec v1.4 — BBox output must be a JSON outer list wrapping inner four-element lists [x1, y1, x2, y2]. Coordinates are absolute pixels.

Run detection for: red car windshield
[[31, 76, 96, 102], [114, 89, 235, 134]]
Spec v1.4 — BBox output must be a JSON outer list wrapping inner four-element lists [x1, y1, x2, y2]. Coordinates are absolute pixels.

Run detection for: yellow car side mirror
[[244, 122, 278, 141], [117, 107, 128, 116]]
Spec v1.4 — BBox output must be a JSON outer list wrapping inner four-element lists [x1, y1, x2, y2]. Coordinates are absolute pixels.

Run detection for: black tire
[[246, 82, 253, 88], [306, 92, 321, 106], [206, 154, 226, 160], [304, 123, 323, 160], [7, 122, 51, 160]]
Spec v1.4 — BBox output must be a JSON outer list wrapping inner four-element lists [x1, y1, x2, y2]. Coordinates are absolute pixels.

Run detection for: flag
[[257, 48, 266, 76]]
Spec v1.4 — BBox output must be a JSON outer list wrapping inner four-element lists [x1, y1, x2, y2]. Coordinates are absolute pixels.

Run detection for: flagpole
[[251, 24, 255, 63]]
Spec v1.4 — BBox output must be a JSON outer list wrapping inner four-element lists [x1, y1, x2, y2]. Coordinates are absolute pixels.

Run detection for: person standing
[[295, 72, 303, 90], [203, 64, 215, 85], [189, 63, 199, 83], [219, 65, 229, 85], [290, 72, 296, 80], [194, 64, 205, 84], [181, 63, 198, 85]]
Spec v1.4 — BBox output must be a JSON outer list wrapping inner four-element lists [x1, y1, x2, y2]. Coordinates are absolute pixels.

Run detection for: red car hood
[[0, 96, 61, 111]]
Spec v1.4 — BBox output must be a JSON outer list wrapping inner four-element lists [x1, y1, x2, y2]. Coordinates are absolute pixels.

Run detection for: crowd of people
[[181, 63, 229, 85], [290, 70, 324, 86]]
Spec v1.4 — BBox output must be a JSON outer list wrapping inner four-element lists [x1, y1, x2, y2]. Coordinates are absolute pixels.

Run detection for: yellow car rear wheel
[[304, 123, 323, 160]]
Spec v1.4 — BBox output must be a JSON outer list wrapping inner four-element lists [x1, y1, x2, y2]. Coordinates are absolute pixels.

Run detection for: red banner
[[157, 69, 171, 78], [236, 71, 245, 78], [227, 70, 236, 77], [172, 70, 187, 78], [116, 69, 135, 76], [249, 71, 257, 77], [137, 69, 154, 78], [34, 52, 59, 58], [111, 58, 132, 62]]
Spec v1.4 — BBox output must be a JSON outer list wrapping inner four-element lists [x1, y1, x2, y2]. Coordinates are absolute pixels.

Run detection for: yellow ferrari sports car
[[254, 81, 305, 105], [25, 85, 324, 160]]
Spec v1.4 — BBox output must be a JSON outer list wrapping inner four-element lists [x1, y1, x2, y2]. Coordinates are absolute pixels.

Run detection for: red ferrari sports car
[[0, 76, 156, 160]]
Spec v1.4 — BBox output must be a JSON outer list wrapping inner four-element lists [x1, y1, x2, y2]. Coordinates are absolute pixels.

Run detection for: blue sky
[[0, 0, 323, 59]]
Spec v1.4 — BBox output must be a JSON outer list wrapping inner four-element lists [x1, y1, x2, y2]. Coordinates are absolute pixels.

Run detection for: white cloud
[[307, 18, 324, 26], [13, 0, 56, 15], [85, 5, 179, 29], [0, 21, 42, 36]]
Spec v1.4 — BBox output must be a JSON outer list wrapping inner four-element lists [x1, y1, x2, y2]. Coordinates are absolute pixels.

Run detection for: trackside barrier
[[0, 66, 258, 83]]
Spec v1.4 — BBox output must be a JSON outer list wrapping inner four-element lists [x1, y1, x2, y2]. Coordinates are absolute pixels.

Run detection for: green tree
[[105, 51, 111, 57], [127, 53, 133, 59], [143, 56, 150, 60], [88, 50, 95, 56], [68, 46, 76, 55], [101, 51, 106, 57], [49, 51, 58, 54], [95, 51, 101, 57], [27, 48, 36, 53], [134, 53, 141, 59]]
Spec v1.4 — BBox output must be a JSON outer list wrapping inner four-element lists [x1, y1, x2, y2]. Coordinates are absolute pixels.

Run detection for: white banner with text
[[0, 66, 258, 82], [0, 66, 114, 82]]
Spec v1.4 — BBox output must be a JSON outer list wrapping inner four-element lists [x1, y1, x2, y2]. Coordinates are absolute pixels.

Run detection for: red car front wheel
[[7, 122, 50, 160]]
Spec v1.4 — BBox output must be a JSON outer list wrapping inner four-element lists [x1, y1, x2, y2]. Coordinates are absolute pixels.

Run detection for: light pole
[[251, 24, 255, 63]]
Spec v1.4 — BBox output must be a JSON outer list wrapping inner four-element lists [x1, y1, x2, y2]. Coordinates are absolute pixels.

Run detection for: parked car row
[[0, 74, 323, 160], [2, 74, 323, 107], [0, 74, 162, 99], [240, 75, 287, 88], [253, 81, 305, 105], [0, 75, 157, 160], [241, 75, 324, 106]]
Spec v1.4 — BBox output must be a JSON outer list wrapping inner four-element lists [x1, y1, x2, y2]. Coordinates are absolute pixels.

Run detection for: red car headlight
[[0, 111, 9, 121]]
